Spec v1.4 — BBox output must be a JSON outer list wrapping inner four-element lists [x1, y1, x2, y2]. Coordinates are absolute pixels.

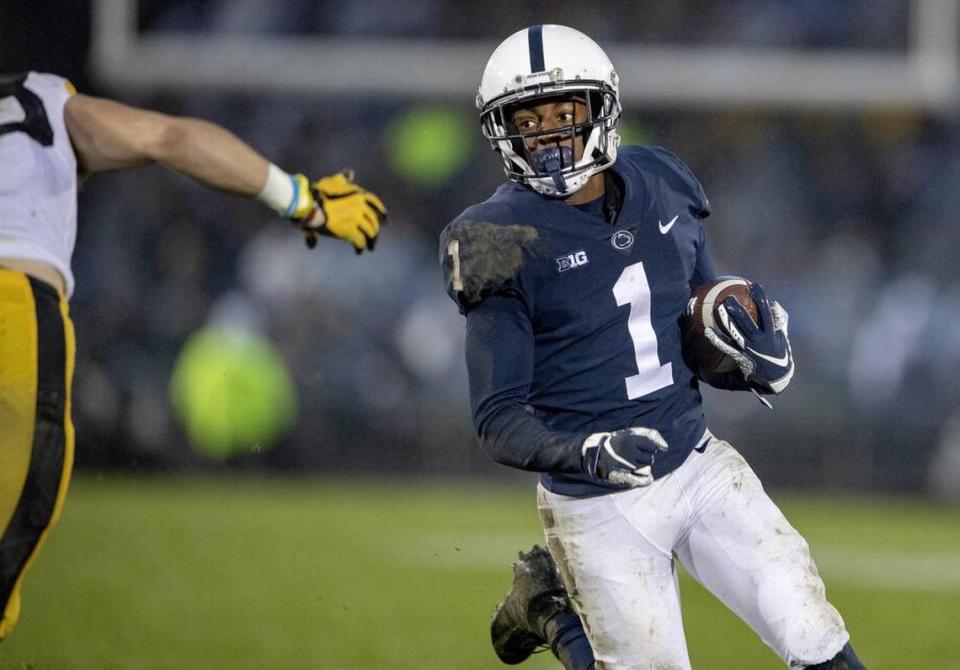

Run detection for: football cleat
[[490, 545, 572, 665]]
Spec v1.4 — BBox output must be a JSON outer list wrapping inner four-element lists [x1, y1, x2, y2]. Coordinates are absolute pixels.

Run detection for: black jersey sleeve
[[438, 208, 540, 314], [465, 293, 585, 474]]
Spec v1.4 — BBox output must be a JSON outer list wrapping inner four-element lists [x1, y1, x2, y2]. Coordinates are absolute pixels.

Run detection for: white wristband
[[257, 163, 297, 216]]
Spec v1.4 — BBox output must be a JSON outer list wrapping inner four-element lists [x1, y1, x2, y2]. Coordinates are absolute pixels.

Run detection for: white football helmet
[[477, 25, 621, 197]]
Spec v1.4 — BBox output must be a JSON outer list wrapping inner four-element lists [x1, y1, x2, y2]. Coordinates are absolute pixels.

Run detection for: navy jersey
[[441, 146, 719, 496]]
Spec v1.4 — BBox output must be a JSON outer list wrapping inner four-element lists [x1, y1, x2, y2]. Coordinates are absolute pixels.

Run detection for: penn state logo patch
[[611, 230, 635, 250], [556, 250, 589, 272]]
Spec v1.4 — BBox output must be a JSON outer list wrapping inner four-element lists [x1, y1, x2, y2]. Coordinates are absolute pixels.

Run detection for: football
[[682, 278, 760, 374]]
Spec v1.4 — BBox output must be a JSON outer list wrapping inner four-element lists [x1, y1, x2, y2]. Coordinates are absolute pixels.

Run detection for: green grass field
[[1, 476, 958, 669]]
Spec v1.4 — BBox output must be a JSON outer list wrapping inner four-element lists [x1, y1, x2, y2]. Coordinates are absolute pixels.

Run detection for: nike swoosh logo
[[746, 347, 790, 367], [658, 215, 679, 234]]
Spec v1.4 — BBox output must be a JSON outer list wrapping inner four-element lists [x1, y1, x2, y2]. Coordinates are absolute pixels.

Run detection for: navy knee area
[[805, 643, 866, 670]]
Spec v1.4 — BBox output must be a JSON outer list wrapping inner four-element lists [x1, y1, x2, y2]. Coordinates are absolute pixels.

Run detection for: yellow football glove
[[289, 171, 386, 253]]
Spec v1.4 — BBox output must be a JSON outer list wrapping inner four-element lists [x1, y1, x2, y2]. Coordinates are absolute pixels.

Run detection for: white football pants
[[538, 436, 849, 669]]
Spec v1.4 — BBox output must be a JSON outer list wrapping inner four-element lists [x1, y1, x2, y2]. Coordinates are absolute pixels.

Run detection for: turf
[[1, 476, 957, 669]]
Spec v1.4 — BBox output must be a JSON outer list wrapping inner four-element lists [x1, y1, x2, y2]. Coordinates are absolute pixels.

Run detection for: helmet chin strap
[[531, 144, 574, 194]]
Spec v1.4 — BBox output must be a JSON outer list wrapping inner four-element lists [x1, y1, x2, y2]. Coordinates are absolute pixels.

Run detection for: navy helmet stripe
[[528, 25, 545, 73]]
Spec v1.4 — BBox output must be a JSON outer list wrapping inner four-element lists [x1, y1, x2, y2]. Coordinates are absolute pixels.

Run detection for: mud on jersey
[[441, 146, 718, 496]]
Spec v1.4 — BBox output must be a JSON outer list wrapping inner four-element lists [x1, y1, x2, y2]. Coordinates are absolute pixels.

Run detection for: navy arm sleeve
[[465, 295, 585, 474], [690, 226, 752, 391], [690, 230, 717, 288]]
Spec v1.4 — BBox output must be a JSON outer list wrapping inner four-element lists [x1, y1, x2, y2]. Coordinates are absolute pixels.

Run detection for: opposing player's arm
[[63, 93, 385, 251], [65, 94, 266, 187]]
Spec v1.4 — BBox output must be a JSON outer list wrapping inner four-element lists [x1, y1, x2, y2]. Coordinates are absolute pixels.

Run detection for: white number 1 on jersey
[[612, 262, 673, 399]]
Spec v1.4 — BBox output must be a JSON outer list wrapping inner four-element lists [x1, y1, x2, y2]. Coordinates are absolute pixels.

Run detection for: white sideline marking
[[393, 533, 960, 592], [811, 547, 960, 593]]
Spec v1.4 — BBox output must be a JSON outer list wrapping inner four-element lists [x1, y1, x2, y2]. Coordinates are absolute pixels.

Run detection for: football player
[[440, 26, 865, 669], [0, 71, 386, 638]]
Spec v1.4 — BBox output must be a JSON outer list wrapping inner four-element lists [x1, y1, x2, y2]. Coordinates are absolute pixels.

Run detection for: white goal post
[[91, 0, 960, 113]]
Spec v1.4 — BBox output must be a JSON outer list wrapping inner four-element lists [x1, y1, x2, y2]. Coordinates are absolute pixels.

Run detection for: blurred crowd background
[[3, 0, 960, 496]]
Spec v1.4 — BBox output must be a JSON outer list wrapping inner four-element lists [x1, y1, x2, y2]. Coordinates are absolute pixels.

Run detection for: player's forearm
[[465, 295, 585, 472], [65, 94, 269, 196], [146, 118, 319, 220], [477, 403, 584, 474], [148, 116, 269, 197]]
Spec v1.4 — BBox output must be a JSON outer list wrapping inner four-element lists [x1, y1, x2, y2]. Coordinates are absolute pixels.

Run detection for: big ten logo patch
[[556, 250, 589, 272]]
